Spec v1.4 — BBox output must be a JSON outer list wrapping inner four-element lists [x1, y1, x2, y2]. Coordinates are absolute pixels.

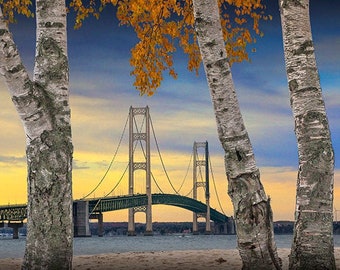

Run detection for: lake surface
[[1, 234, 340, 259]]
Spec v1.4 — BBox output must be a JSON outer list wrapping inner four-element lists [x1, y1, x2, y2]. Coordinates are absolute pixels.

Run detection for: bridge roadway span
[[0, 194, 229, 222]]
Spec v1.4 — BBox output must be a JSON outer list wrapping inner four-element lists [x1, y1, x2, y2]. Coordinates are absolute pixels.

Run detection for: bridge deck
[[1, 194, 229, 223]]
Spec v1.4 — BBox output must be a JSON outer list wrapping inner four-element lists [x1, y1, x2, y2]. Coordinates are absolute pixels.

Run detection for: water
[[1, 234, 340, 259]]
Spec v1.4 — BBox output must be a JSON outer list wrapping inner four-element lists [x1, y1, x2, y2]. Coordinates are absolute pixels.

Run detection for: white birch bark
[[279, 0, 335, 269], [0, 0, 73, 268], [193, 0, 281, 269]]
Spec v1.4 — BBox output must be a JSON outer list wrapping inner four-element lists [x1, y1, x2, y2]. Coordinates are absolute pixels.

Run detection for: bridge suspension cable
[[104, 163, 129, 196], [81, 114, 129, 199], [150, 116, 194, 196], [131, 113, 193, 196], [151, 172, 165, 193], [209, 156, 226, 215], [82, 106, 227, 218], [130, 114, 165, 194], [88, 118, 145, 217], [184, 186, 194, 198], [102, 121, 146, 198], [198, 159, 206, 193], [176, 152, 192, 194], [88, 129, 147, 217], [150, 117, 179, 194]]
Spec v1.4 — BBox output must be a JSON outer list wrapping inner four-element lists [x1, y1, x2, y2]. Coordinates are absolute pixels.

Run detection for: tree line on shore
[[4, 221, 340, 237]]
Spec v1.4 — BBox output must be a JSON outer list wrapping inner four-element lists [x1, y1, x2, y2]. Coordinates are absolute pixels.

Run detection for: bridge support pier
[[192, 214, 199, 235], [73, 201, 91, 237], [214, 222, 227, 235], [0, 222, 4, 228], [8, 221, 23, 239], [98, 213, 103, 237], [227, 217, 235, 234], [144, 202, 153, 236], [128, 206, 153, 236], [127, 208, 136, 236], [90, 213, 104, 237], [127, 231, 136, 236], [205, 198, 211, 235], [213, 218, 235, 235]]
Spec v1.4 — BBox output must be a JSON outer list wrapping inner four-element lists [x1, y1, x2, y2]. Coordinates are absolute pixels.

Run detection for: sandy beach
[[1, 248, 340, 270]]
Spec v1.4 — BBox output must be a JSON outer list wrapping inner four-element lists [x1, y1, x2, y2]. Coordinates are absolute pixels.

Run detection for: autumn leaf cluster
[[70, 0, 270, 96], [0, 0, 33, 22], [0, 0, 271, 96]]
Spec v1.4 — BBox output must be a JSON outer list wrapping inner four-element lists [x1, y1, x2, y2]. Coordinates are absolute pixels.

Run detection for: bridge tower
[[128, 106, 153, 236], [192, 141, 211, 234]]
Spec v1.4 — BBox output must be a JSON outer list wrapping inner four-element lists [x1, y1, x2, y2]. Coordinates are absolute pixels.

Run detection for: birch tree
[[0, 0, 73, 269], [279, 0, 335, 269], [192, 1, 281, 268]]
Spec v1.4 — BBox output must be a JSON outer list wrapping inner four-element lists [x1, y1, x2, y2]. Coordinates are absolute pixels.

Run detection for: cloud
[[324, 89, 340, 108], [0, 155, 26, 165], [314, 36, 340, 74], [73, 159, 91, 170]]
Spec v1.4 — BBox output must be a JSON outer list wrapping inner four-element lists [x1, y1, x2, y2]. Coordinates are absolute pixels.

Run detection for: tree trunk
[[279, 0, 335, 269], [0, 0, 73, 268], [192, 0, 281, 269]]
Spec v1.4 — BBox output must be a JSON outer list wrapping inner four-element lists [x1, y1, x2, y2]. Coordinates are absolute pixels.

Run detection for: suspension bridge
[[0, 106, 235, 238]]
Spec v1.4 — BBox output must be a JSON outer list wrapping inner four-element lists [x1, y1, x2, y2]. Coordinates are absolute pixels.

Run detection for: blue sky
[[0, 0, 339, 221]]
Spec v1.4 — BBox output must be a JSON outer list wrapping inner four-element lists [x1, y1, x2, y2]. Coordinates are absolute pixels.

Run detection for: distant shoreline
[[0, 220, 299, 236], [3, 220, 340, 237]]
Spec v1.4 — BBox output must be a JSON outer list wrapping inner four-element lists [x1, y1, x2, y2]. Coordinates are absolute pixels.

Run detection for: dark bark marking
[[297, 109, 329, 141], [288, 79, 298, 92], [222, 70, 231, 77], [12, 95, 30, 108], [216, 98, 224, 104], [236, 150, 242, 161], [194, 14, 204, 37], [0, 29, 8, 36], [24, 111, 43, 122], [265, 197, 283, 269], [12, 89, 40, 114], [293, 40, 314, 56], [195, 16, 203, 24], [295, 86, 320, 96], [205, 40, 217, 48], [44, 22, 64, 28], [37, 37, 68, 82], [282, 0, 305, 9], [287, 67, 294, 74], [215, 58, 227, 69], [8, 63, 24, 74]]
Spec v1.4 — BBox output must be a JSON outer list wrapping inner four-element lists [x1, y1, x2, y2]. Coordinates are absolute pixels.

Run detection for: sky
[[0, 0, 339, 223]]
